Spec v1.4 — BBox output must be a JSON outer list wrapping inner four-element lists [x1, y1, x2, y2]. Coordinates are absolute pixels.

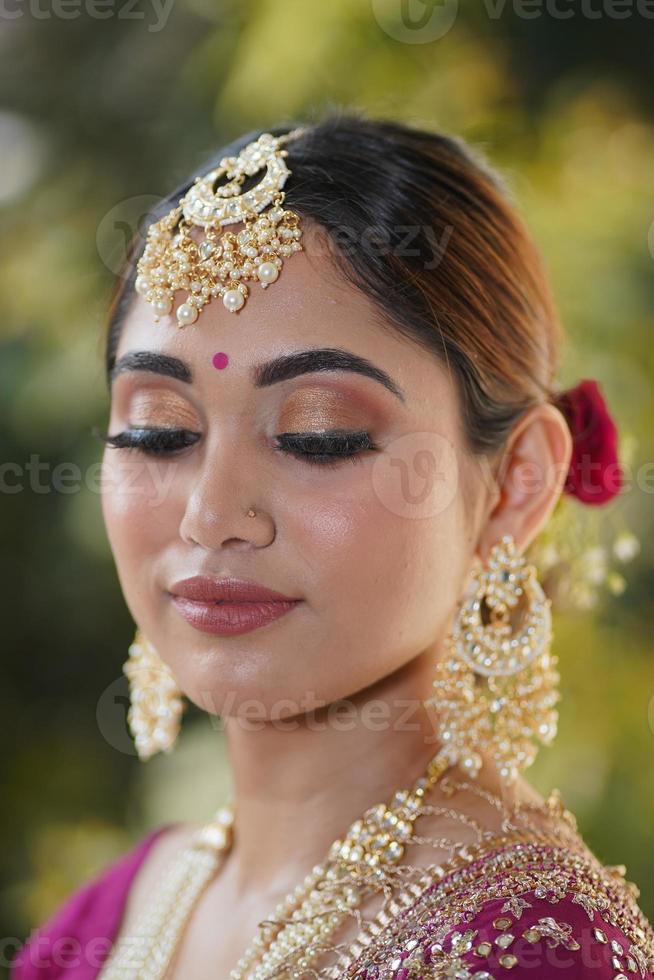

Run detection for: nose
[[178, 445, 275, 551]]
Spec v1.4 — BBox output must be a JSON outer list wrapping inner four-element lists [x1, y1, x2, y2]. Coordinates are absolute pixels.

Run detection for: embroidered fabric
[[245, 774, 654, 979], [10, 827, 173, 979], [14, 777, 653, 979]]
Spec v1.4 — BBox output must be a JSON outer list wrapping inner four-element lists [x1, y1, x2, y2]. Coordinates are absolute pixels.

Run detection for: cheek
[[304, 437, 465, 613], [100, 452, 180, 603], [308, 493, 462, 623], [287, 456, 467, 693]]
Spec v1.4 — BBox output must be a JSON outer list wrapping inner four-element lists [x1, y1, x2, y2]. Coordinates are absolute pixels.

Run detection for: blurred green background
[[2, 0, 654, 968]]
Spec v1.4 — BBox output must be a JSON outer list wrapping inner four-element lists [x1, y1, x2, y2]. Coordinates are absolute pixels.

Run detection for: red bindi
[[212, 352, 229, 370]]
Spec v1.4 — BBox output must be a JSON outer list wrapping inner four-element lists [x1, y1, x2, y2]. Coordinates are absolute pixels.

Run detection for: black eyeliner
[[96, 427, 201, 454]]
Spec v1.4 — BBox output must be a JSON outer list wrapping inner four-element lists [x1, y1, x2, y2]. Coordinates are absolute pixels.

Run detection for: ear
[[475, 403, 573, 563]]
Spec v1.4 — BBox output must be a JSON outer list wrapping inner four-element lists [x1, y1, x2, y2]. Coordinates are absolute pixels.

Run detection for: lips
[[168, 576, 302, 636]]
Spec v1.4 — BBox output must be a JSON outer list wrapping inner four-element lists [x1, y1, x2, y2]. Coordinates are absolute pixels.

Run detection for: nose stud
[[247, 508, 256, 518]]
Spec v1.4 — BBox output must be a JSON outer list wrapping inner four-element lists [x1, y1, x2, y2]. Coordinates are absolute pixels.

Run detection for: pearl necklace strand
[[98, 750, 452, 980]]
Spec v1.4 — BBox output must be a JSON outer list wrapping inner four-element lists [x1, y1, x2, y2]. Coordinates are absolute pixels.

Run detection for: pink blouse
[[10, 826, 174, 979], [9, 826, 654, 978]]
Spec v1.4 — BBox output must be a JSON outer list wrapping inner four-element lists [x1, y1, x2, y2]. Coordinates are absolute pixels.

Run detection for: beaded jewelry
[[134, 128, 307, 326], [98, 752, 453, 979]]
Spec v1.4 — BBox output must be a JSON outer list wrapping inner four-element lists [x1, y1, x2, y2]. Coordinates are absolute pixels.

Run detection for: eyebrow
[[110, 351, 192, 384], [110, 346, 405, 402]]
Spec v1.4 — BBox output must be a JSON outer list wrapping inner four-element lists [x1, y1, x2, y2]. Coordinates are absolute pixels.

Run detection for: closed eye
[[96, 427, 201, 456], [274, 429, 379, 467], [95, 426, 379, 466]]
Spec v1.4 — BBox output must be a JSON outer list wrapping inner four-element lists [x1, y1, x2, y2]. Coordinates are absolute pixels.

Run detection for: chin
[[176, 656, 324, 723]]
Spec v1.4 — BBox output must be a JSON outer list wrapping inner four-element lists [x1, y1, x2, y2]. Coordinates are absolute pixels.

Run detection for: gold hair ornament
[[134, 128, 307, 326]]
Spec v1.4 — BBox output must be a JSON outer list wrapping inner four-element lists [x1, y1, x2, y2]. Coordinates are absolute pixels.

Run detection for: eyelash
[[97, 427, 379, 467], [98, 427, 201, 455], [274, 430, 378, 468]]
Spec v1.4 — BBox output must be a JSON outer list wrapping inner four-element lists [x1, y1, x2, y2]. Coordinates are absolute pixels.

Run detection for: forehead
[[119, 236, 380, 357], [114, 229, 455, 421]]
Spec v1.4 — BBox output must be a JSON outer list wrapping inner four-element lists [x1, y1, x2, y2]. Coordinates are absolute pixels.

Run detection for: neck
[[223, 640, 444, 896]]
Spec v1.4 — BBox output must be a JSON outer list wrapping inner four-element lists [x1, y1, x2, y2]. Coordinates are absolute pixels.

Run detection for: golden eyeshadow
[[278, 386, 371, 431], [127, 389, 201, 429]]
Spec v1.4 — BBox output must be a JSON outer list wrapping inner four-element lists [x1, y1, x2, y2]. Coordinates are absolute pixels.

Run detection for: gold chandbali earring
[[428, 533, 560, 783], [122, 629, 186, 761], [134, 127, 307, 326]]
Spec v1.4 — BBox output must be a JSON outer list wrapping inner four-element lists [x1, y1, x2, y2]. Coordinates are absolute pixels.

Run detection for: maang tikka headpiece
[[134, 127, 307, 326]]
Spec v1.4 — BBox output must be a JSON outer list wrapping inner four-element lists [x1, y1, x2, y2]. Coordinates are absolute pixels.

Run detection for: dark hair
[[105, 108, 563, 457]]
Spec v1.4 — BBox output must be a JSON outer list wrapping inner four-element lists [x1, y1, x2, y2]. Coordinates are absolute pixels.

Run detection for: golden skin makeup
[[126, 388, 202, 431], [123, 377, 382, 443], [277, 384, 373, 433]]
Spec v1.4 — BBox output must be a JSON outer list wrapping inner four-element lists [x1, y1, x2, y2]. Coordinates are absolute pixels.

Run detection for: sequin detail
[[337, 838, 654, 979]]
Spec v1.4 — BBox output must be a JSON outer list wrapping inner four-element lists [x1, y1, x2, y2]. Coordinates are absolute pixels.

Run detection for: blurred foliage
[[1, 0, 653, 967]]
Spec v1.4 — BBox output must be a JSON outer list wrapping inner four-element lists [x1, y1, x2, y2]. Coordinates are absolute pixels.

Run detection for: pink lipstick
[[168, 576, 301, 636]]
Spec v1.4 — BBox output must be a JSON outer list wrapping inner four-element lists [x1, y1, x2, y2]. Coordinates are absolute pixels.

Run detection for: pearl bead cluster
[[134, 204, 302, 325], [122, 630, 185, 762], [97, 752, 452, 979], [99, 805, 235, 980], [429, 534, 559, 782], [133, 130, 306, 326]]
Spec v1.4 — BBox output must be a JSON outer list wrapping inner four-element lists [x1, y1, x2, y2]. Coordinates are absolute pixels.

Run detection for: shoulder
[[383, 890, 654, 979], [426, 888, 654, 979], [345, 836, 654, 979], [10, 823, 185, 979]]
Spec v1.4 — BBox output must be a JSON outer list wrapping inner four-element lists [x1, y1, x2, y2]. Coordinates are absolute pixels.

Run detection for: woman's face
[[101, 227, 484, 717]]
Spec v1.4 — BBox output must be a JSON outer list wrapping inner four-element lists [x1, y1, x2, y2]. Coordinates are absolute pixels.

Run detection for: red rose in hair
[[554, 379, 623, 505]]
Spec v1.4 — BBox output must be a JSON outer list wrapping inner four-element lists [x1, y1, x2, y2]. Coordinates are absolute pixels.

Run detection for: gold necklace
[[98, 749, 452, 979]]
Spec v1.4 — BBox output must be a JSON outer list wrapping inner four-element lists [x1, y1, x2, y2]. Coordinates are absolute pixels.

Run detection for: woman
[[11, 112, 653, 978]]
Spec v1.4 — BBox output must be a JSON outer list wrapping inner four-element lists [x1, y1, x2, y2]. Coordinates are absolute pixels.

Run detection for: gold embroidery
[[334, 828, 654, 979], [104, 773, 654, 979], [500, 896, 532, 919]]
